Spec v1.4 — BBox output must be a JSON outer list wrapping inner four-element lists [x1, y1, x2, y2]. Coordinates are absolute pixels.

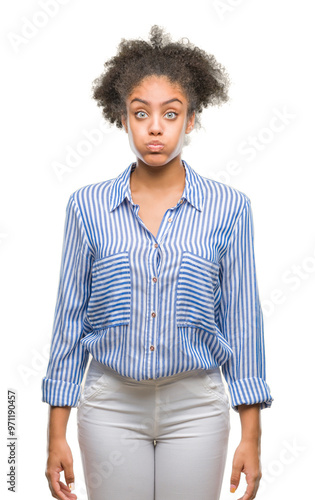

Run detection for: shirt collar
[[109, 159, 205, 212]]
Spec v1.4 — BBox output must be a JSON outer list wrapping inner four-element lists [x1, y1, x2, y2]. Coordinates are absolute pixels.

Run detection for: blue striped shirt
[[41, 159, 273, 412]]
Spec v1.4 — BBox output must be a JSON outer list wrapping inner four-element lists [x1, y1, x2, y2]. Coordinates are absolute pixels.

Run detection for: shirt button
[[180, 199, 184, 204], [151, 312, 156, 318], [152, 277, 157, 283], [168, 217, 172, 222], [154, 243, 158, 248], [150, 346, 155, 351]]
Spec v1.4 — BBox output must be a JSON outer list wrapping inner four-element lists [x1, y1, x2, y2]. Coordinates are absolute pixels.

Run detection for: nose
[[148, 114, 163, 135]]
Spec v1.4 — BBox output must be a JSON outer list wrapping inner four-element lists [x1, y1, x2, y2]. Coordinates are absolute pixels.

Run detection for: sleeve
[[41, 194, 94, 407], [217, 197, 273, 413]]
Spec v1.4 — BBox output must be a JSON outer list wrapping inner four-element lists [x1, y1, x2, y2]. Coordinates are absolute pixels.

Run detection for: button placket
[[144, 201, 184, 379], [153, 206, 178, 244], [145, 241, 161, 379]]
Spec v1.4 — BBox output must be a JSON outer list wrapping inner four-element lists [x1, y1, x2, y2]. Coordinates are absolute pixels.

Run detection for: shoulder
[[199, 171, 251, 217], [66, 177, 116, 212]]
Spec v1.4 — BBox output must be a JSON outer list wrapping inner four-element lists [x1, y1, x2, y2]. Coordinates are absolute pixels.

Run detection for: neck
[[131, 156, 185, 194]]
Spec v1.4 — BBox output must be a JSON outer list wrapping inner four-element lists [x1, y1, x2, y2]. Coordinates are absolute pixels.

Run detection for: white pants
[[77, 358, 230, 500]]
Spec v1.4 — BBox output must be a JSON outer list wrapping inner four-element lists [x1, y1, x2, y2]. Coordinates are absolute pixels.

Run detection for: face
[[121, 75, 195, 168]]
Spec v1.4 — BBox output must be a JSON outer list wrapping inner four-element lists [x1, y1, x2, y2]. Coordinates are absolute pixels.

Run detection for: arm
[[217, 197, 273, 412], [238, 403, 261, 443], [48, 406, 72, 444], [42, 194, 94, 407], [216, 196, 273, 498], [42, 194, 94, 499]]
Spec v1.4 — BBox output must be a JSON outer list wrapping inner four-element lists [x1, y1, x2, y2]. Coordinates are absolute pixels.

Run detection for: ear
[[185, 111, 195, 134], [121, 114, 128, 133]]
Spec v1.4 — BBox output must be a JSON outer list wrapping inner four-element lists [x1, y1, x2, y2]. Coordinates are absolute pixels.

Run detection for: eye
[[135, 111, 148, 118], [165, 111, 178, 119]]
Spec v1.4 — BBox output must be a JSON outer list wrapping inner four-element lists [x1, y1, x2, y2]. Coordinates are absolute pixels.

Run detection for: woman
[[42, 25, 273, 500]]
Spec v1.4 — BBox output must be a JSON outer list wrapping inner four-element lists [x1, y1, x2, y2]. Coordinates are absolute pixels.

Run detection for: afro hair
[[91, 25, 230, 135]]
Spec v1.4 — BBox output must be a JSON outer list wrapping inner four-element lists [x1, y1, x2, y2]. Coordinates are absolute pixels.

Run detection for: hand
[[45, 437, 77, 500], [230, 438, 262, 500]]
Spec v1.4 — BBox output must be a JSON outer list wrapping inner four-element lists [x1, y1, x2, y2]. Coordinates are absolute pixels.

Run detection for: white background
[[1, 0, 314, 498]]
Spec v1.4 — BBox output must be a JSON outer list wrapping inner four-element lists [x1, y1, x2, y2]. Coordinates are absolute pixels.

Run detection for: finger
[[59, 480, 77, 499], [47, 477, 62, 500], [63, 460, 75, 491], [50, 478, 73, 500], [237, 478, 256, 500], [230, 467, 241, 492]]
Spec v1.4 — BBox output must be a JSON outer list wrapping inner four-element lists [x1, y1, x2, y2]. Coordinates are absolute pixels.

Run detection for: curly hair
[[91, 25, 230, 133]]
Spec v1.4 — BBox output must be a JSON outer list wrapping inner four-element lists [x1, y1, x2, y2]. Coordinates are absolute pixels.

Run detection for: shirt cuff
[[41, 377, 82, 407], [228, 377, 274, 413]]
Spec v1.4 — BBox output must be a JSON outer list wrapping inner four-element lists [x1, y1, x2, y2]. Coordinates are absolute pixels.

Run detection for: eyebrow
[[129, 98, 183, 106]]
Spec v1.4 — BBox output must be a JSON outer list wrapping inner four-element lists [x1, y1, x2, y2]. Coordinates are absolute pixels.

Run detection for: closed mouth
[[146, 143, 165, 151]]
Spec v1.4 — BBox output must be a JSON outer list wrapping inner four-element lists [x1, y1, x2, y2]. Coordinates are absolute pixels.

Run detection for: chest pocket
[[87, 251, 131, 329], [176, 251, 219, 332]]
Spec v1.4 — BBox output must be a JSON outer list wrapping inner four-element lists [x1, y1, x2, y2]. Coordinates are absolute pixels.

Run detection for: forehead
[[127, 75, 187, 102]]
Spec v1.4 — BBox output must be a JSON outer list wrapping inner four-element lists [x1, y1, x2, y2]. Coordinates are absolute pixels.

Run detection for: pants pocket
[[199, 369, 230, 409], [79, 360, 109, 405]]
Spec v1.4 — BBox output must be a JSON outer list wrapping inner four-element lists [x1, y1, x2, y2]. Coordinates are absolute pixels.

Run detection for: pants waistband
[[89, 358, 221, 386]]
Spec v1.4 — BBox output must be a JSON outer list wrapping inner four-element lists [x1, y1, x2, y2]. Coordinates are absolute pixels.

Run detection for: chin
[[142, 154, 168, 164]]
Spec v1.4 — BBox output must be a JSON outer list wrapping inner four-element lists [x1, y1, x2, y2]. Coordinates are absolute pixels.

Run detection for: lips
[[146, 142, 164, 151]]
